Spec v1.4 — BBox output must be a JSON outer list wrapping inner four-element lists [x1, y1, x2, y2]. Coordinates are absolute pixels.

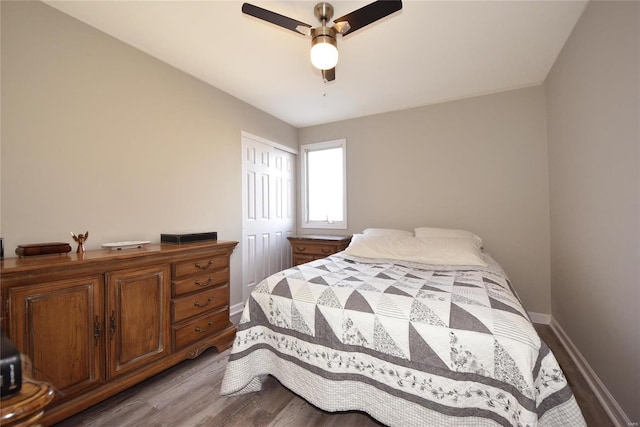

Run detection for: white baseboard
[[528, 311, 551, 324], [550, 317, 631, 427], [230, 302, 245, 317]]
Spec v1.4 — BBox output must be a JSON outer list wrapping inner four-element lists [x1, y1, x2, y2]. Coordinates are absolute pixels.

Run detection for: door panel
[[9, 277, 104, 400], [242, 133, 295, 301], [106, 264, 170, 379]]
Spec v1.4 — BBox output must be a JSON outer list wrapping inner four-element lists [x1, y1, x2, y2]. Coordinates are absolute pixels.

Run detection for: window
[[301, 139, 347, 229]]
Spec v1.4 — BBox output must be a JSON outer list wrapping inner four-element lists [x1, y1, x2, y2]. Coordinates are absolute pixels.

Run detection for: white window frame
[[301, 139, 348, 229]]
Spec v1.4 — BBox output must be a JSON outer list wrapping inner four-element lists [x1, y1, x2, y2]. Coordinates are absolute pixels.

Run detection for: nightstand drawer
[[293, 254, 317, 265], [172, 256, 229, 279], [171, 285, 228, 323], [172, 270, 229, 296], [172, 308, 229, 349], [291, 243, 337, 256]]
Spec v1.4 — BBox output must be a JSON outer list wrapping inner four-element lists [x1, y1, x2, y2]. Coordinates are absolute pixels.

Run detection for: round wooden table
[[0, 381, 54, 427]]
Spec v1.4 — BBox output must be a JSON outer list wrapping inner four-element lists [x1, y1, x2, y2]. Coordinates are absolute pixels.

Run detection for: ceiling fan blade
[[322, 68, 336, 83], [334, 0, 402, 36], [242, 3, 312, 36]]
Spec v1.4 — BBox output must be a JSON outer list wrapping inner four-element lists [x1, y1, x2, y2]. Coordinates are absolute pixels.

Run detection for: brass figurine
[[71, 231, 89, 253]]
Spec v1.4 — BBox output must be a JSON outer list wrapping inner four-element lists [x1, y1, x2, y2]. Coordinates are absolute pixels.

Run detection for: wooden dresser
[[287, 235, 351, 266], [0, 241, 237, 425]]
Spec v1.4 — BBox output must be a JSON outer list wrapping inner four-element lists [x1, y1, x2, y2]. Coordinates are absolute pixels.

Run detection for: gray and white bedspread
[[221, 254, 585, 427]]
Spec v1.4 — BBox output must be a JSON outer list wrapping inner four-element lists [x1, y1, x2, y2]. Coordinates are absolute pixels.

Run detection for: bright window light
[[301, 139, 347, 229]]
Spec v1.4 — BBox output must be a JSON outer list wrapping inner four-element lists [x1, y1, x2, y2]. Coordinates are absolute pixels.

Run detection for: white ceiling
[[43, 0, 587, 128]]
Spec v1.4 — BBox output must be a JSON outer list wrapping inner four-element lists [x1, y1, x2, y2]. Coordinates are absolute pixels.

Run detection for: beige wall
[[0, 1, 298, 305], [300, 86, 552, 314], [546, 1, 639, 422]]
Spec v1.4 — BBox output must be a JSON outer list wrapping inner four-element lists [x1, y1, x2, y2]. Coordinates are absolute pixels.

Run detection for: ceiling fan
[[242, 1, 402, 82]]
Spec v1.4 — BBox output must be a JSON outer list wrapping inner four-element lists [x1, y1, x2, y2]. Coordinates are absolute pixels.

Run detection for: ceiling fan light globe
[[310, 41, 338, 70]]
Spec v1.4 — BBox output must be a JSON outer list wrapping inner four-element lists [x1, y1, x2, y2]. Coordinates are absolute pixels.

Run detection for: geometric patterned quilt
[[221, 253, 586, 426]]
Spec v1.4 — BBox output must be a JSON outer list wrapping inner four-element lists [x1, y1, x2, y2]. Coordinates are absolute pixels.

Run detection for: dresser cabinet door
[[9, 277, 105, 401], [106, 265, 170, 379]]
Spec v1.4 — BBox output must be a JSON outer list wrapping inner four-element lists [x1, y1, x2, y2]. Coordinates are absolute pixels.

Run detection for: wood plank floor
[[55, 324, 612, 426]]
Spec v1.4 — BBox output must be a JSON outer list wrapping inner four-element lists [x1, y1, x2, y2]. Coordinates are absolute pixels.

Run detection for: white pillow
[[344, 234, 486, 266], [345, 234, 422, 260], [417, 237, 487, 266], [414, 227, 482, 248], [363, 228, 413, 237]]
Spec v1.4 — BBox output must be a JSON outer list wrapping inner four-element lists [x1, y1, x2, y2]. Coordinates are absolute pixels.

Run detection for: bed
[[221, 228, 586, 426]]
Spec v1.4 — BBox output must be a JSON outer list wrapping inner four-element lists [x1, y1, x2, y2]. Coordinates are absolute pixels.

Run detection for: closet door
[[242, 132, 296, 302]]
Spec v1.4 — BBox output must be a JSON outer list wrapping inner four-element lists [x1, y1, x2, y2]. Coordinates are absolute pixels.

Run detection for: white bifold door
[[241, 132, 296, 302]]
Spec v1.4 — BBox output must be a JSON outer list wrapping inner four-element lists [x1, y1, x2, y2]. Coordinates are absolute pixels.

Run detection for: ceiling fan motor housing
[[311, 26, 337, 46]]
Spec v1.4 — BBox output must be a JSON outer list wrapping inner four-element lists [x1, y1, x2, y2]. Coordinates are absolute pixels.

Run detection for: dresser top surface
[[1, 241, 238, 274]]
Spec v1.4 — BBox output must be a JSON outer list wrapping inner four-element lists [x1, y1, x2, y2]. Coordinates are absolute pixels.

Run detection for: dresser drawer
[[172, 270, 229, 297], [172, 256, 229, 279], [171, 285, 228, 323], [172, 308, 230, 350]]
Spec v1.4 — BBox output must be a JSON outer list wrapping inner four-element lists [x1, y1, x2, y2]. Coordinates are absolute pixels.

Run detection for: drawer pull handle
[[296, 246, 307, 252], [321, 247, 332, 254], [195, 260, 214, 270], [110, 310, 116, 338], [194, 296, 214, 307], [94, 316, 101, 346], [194, 277, 214, 287], [195, 321, 214, 333]]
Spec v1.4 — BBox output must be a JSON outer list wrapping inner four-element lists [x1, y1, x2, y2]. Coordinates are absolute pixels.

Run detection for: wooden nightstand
[[288, 235, 351, 266]]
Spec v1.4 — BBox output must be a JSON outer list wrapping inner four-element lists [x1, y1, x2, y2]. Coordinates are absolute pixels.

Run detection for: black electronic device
[[1, 332, 22, 397], [160, 232, 218, 244]]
